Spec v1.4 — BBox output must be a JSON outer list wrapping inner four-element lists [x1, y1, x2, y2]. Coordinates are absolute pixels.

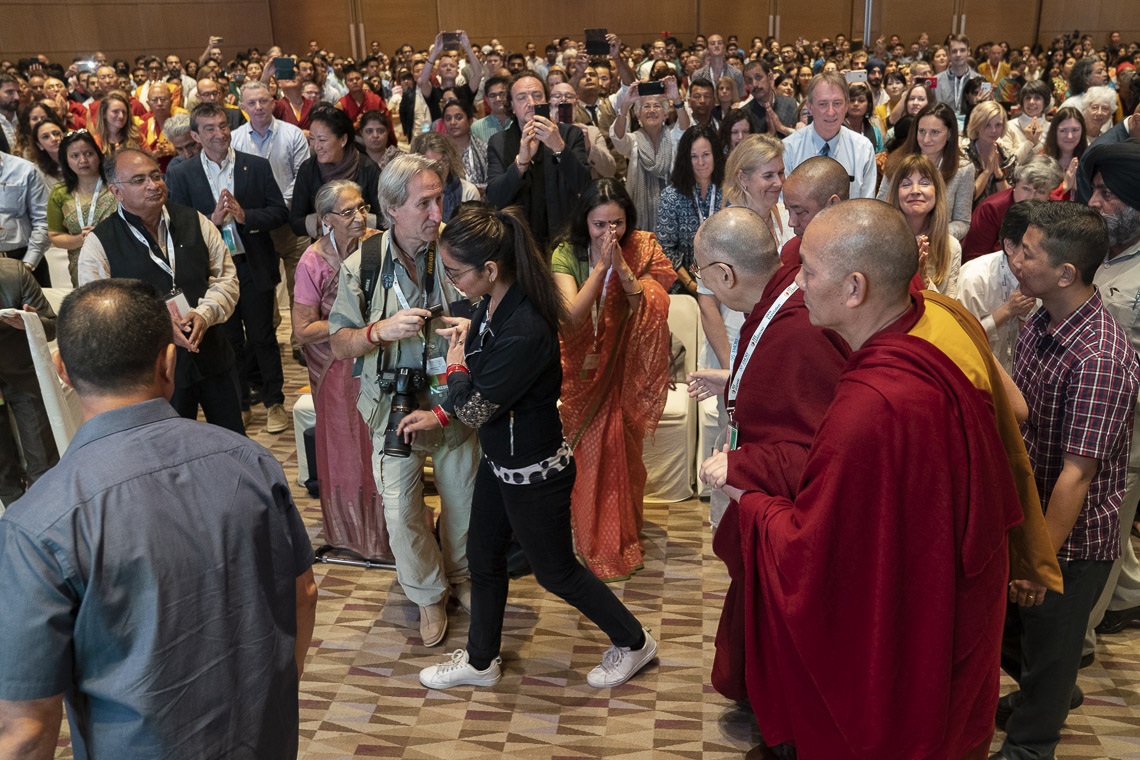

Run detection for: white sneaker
[[586, 628, 658, 688], [419, 649, 502, 690]]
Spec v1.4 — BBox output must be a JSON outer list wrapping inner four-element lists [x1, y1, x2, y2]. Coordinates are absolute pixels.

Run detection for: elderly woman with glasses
[[291, 179, 390, 563]]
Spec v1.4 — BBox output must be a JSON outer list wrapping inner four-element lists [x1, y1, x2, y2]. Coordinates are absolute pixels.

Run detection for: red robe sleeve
[[738, 334, 1022, 758]]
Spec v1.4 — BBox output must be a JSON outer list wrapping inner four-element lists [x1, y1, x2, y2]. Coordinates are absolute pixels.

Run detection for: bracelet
[[446, 363, 469, 377], [367, 319, 389, 346], [625, 286, 644, 296], [432, 405, 450, 428], [515, 158, 529, 171]]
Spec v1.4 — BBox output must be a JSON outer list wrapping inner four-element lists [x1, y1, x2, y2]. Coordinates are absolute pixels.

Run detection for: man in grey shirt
[[0, 279, 317, 759]]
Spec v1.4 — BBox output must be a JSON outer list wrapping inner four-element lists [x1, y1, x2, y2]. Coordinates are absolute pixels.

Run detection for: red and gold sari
[[559, 231, 676, 580]]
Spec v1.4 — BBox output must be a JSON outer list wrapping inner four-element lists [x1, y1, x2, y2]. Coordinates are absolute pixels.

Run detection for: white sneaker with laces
[[586, 628, 658, 688], [419, 649, 502, 690]]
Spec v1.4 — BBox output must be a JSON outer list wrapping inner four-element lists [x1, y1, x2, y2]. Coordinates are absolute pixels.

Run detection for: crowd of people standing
[[0, 22, 1138, 760]]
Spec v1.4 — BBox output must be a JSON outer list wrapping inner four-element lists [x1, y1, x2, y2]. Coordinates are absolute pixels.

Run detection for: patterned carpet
[[54, 331, 1140, 759]]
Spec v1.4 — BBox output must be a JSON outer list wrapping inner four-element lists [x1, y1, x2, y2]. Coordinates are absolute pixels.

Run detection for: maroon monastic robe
[[710, 261, 849, 701], [737, 322, 1022, 758]]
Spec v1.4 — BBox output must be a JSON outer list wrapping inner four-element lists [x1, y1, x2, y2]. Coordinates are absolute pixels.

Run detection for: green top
[[551, 242, 590, 288], [47, 183, 117, 249]]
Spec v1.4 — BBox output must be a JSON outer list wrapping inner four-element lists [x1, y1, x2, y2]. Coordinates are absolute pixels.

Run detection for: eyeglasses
[[330, 203, 370, 219], [693, 260, 734, 280], [118, 171, 166, 187], [444, 264, 480, 283]]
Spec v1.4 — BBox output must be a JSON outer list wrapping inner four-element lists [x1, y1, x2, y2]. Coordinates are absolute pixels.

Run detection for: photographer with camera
[[329, 153, 479, 648]]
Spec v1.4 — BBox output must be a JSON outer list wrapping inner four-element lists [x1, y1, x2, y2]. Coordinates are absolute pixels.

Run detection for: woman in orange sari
[[552, 179, 676, 581]]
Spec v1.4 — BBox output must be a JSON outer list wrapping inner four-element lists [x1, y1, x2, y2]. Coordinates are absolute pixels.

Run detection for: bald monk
[[778, 155, 849, 268], [728, 199, 1023, 758], [686, 207, 849, 703]]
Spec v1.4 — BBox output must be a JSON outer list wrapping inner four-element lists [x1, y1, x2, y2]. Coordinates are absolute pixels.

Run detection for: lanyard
[[727, 282, 798, 409], [118, 207, 176, 283], [693, 185, 717, 225], [74, 179, 103, 228], [386, 235, 435, 311], [950, 72, 967, 111]]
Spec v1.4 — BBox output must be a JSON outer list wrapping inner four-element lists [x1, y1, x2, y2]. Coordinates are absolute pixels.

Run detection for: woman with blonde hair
[[723, 134, 791, 248], [886, 154, 961, 297], [964, 100, 1014, 206], [92, 90, 143, 156]]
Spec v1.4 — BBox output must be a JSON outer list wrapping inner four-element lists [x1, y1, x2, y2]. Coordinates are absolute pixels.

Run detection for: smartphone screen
[[442, 32, 461, 51], [275, 58, 295, 80], [585, 29, 609, 57], [557, 102, 574, 124], [533, 103, 551, 120], [844, 70, 868, 84], [639, 80, 665, 96]]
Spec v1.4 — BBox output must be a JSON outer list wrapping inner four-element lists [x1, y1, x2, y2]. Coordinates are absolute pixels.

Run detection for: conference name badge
[[581, 353, 600, 379], [165, 287, 191, 320]]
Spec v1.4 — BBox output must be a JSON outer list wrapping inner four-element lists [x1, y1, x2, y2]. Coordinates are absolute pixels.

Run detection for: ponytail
[[439, 204, 567, 334]]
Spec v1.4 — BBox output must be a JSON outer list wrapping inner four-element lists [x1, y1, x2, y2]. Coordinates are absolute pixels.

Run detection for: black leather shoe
[[1079, 651, 1095, 668], [1095, 604, 1140, 634], [996, 687, 1083, 732]]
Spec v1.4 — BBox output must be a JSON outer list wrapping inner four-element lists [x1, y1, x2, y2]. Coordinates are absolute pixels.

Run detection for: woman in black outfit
[[399, 204, 657, 690], [289, 106, 382, 238]]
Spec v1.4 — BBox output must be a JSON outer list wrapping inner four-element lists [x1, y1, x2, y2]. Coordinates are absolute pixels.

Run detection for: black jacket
[[289, 151, 382, 238], [166, 150, 288, 293], [442, 284, 564, 468], [486, 121, 592, 248]]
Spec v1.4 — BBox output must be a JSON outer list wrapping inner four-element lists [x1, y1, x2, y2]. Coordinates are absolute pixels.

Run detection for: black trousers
[[170, 367, 246, 435], [998, 558, 1113, 759], [465, 457, 644, 667], [0, 383, 59, 504], [222, 259, 284, 409]]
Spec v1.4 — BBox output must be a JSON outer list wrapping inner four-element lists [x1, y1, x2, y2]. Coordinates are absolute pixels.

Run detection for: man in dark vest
[[77, 148, 243, 433]]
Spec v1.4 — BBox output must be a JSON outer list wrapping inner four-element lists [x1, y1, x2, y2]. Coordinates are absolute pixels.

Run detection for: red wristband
[[432, 405, 450, 428], [446, 363, 469, 377]]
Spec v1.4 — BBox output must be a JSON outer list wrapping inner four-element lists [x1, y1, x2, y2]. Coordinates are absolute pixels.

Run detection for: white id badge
[[426, 356, 447, 376], [165, 288, 191, 320]]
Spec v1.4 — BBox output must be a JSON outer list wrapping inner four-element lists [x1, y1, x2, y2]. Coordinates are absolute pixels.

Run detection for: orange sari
[[559, 231, 676, 580]]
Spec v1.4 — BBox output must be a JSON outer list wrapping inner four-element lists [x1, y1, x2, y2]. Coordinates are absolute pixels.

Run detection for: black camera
[[378, 367, 430, 458]]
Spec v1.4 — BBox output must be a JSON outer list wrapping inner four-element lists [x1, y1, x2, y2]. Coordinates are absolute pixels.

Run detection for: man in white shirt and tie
[[780, 72, 877, 199]]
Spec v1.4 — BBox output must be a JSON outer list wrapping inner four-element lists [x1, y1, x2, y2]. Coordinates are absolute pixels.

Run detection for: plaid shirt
[[1014, 290, 1140, 561]]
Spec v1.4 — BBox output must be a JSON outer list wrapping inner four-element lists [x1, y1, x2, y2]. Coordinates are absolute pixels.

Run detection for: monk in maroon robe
[[727, 200, 1023, 758], [688, 207, 848, 702]]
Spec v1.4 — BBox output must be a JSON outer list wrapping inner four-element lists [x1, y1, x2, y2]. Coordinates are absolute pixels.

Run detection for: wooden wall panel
[[360, 0, 439, 55], [0, 1, 273, 64], [269, 0, 353, 58], [432, 0, 698, 57], [4, 0, 1135, 72], [1038, 0, 1140, 50], [874, 1, 956, 50]]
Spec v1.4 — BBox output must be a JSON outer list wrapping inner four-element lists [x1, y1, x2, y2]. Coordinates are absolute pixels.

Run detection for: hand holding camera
[[374, 307, 433, 343]]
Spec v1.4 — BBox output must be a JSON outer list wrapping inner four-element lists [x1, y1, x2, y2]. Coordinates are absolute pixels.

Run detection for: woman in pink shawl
[[292, 179, 391, 561]]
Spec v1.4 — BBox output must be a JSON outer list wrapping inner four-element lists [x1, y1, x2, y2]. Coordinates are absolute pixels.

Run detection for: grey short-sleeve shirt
[[0, 398, 313, 759]]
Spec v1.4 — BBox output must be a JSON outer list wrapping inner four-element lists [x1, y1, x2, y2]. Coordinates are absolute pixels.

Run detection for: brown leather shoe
[[419, 597, 449, 647]]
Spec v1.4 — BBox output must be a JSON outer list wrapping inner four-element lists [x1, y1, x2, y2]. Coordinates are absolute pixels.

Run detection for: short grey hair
[[315, 180, 362, 217], [1012, 154, 1063, 194], [377, 153, 444, 227], [1083, 85, 1117, 111], [240, 80, 271, 99], [162, 112, 191, 142]]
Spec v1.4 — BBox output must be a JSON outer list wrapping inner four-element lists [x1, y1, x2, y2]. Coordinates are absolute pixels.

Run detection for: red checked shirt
[[1014, 290, 1140, 561]]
